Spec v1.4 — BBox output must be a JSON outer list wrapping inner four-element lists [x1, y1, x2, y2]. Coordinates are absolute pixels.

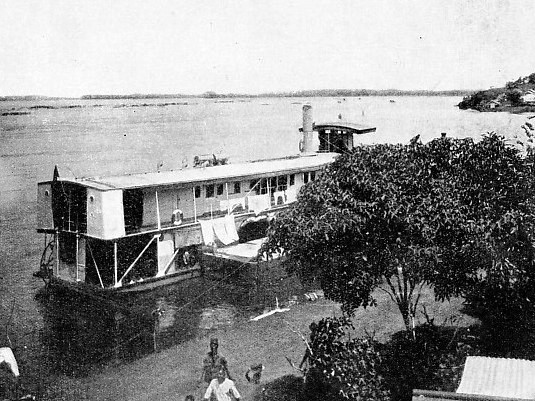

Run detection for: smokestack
[[301, 105, 315, 153]]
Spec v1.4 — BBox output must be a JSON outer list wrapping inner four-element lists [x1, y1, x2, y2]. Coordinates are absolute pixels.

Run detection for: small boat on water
[[35, 105, 375, 294]]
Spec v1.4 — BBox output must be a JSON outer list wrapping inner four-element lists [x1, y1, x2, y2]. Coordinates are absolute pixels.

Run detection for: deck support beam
[[155, 190, 161, 230], [116, 235, 158, 287], [225, 182, 230, 215], [114, 241, 118, 286], [163, 247, 182, 275], [75, 233, 79, 282], [55, 230, 59, 276], [87, 242, 104, 288]]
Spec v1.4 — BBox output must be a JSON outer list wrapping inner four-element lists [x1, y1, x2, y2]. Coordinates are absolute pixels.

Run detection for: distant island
[[458, 73, 535, 113], [0, 89, 472, 102]]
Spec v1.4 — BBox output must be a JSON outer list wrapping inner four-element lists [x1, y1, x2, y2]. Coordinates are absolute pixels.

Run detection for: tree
[[262, 133, 535, 333], [506, 89, 523, 106]]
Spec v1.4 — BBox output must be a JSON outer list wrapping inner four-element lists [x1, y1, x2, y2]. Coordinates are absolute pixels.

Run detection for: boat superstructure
[[35, 105, 375, 293]]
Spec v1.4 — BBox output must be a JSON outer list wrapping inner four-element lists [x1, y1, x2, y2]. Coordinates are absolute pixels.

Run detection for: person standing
[[203, 369, 241, 401], [201, 338, 232, 384]]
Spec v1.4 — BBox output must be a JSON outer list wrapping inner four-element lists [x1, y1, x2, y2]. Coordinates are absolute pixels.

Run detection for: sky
[[1, 0, 534, 97]]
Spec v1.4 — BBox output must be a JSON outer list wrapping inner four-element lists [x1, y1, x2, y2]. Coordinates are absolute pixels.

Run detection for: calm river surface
[[0, 96, 528, 392]]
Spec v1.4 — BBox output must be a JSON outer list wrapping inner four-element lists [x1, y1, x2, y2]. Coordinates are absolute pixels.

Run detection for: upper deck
[[51, 152, 337, 191]]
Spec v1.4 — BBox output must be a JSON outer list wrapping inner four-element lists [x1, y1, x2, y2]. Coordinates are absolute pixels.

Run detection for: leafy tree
[[506, 89, 523, 106], [262, 134, 535, 334]]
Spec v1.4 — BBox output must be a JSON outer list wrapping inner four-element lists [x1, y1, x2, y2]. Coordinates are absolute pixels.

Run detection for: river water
[[0, 96, 528, 394]]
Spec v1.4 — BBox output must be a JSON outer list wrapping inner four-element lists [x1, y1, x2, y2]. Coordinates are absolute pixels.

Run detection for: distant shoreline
[[0, 89, 474, 102]]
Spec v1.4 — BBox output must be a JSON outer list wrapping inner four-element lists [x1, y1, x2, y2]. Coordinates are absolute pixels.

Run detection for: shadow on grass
[[251, 374, 304, 401]]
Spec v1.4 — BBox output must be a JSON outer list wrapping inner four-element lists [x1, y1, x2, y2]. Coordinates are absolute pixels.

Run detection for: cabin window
[[206, 184, 215, 198], [195, 186, 201, 198], [216, 183, 224, 196], [277, 175, 287, 191], [260, 178, 268, 195], [311, 171, 316, 181], [269, 177, 277, 194], [289, 174, 295, 186], [233, 182, 241, 194], [304, 172, 310, 184]]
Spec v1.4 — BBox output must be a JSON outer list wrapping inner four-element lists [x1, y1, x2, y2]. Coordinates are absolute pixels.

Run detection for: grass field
[[41, 285, 476, 401]]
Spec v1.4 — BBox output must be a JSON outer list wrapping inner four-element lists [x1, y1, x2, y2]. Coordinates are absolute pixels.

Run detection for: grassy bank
[[40, 286, 474, 401]]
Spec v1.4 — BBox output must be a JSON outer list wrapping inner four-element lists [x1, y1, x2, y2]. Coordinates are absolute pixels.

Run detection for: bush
[[252, 374, 304, 401], [380, 323, 479, 401], [303, 317, 390, 401]]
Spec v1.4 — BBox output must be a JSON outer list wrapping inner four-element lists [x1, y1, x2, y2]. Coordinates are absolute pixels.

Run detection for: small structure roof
[[299, 122, 376, 134], [456, 356, 535, 400], [59, 152, 337, 191], [313, 122, 377, 134]]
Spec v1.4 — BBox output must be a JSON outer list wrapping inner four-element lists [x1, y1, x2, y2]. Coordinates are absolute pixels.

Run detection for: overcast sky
[[1, 0, 534, 97]]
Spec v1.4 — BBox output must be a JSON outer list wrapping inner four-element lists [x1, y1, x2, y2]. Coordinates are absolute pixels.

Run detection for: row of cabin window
[[193, 171, 317, 199]]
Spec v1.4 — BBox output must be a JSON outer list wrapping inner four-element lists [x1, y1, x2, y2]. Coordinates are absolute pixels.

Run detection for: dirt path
[[43, 290, 472, 400]]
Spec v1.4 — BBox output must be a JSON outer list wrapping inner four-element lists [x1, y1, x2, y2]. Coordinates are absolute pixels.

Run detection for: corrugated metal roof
[[457, 356, 535, 399], [63, 153, 337, 191]]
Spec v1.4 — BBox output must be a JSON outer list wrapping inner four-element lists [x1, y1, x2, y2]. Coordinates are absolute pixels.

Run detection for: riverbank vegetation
[[458, 72, 535, 112], [260, 132, 535, 400], [0, 89, 471, 102]]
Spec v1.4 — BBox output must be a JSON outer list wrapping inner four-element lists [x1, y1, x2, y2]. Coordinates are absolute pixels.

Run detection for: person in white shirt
[[203, 368, 241, 401]]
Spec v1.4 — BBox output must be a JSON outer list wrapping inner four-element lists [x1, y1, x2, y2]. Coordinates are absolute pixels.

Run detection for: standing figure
[[203, 369, 241, 401], [201, 338, 232, 384]]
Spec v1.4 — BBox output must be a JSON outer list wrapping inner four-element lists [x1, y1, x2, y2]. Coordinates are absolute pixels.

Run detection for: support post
[[75, 233, 79, 281], [155, 190, 161, 230], [192, 187, 197, 223], [55, 230, 60, 276], [114, 241, 118, 287], [225, 182, 230, 215]]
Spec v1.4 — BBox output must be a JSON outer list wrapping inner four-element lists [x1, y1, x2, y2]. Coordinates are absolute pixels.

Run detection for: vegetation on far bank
[[0, 89, 472, 102], [458, 72, 535, 112]]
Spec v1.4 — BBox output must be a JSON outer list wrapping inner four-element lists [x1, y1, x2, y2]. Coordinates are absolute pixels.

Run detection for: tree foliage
[[303, 317, 390, 401], [262, 133, 535, 331]]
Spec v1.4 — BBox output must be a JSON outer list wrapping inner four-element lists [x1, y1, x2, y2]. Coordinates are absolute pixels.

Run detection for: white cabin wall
[[138, 172, 312, 227], [87, 189, 126, 239], [142, 189, 156, 226], [156, 189, 176, 227], [176, 187, 195, 219], [37, 182, 54, 230]]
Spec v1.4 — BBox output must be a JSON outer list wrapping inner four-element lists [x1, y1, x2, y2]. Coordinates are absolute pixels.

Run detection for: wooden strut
[[163, 247, 182, 275], [87, 242, 105, 288], [116, 234, 159, 287]]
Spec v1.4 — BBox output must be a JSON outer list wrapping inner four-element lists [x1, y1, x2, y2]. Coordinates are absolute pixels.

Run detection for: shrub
[[380, 323, 480, 401], [303, 317, 390, 401]]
